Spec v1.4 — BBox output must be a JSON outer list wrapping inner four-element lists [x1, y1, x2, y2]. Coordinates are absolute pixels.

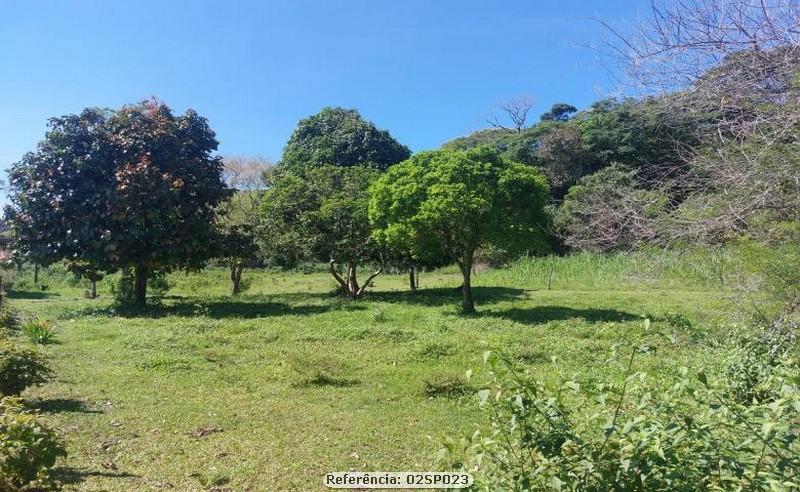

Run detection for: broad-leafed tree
[[370, 147, 550, 313], [5, 99, 231, 305]]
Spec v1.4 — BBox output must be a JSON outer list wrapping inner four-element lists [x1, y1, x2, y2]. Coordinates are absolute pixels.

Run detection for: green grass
[[10, 254, 740, 491]]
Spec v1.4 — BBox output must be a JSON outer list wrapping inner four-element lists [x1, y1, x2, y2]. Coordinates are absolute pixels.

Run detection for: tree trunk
[[459, 252, 476, 313], [346, 263, 359, 298], [134, 264, 148, 306], [409, 267, 417, 293], [329, 259, 381, 299], [90, 280, 97, 299], [230, 262, 243, 295], [33, 264, 39, 283]]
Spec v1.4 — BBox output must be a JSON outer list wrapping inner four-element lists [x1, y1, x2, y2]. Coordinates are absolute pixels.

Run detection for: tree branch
[[329, 258, 347, 289], [356, 267, 383, 297]]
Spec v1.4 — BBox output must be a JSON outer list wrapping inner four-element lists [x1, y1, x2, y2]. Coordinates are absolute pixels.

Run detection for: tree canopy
[[278, 107, 411, 174], [370, 146, 550, 312]]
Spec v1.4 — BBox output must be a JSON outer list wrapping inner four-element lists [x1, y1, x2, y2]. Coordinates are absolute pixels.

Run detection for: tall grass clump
[[483, 248, 741, 291]]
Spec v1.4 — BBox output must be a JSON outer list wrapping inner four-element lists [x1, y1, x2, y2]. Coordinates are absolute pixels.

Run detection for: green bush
[[445, 351, 800, 491], [0, 340, 51, 396], [0, 397, 66, 490], [726, 319, 796, 404], [110, 269, 170, 304], [21, 319, 56, 345]]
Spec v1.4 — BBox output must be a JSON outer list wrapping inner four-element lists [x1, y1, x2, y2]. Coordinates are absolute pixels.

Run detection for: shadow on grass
[[52, 467, 139, 485], [7, 290, 58, 299], [484, 306, 640, 325], [64, 297, 360, 320], [367, 286, 526, 307], [29, 398, 103, 414]]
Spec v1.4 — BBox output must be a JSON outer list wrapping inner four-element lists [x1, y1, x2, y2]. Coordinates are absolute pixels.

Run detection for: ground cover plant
[[11, 251, 743, 491]]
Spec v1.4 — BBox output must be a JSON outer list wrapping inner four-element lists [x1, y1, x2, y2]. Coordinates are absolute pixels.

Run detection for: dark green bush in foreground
[[0, 340, 51, 396], [446, 350, 800, 491], [0, 397, 66, 491]]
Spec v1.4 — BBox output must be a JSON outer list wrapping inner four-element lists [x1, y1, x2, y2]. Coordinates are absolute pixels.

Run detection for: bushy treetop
[[279, 107, 411, 174]]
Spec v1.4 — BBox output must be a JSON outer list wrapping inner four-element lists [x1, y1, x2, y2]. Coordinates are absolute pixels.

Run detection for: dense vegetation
[[0, 0, 798, 489]]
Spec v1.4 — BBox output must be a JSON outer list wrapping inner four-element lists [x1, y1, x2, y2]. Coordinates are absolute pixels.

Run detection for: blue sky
[[0, 0, 642, 177]]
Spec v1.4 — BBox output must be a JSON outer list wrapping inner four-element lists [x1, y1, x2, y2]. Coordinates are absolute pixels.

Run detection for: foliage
[[370, 146, 550, 311], [534, 125, 593, 197], [109, 268, 170, 305], [446, 350, 800, 491], [20, 319, 56, 345], [261, 165, 383, 298], [278, 107, 410, 174], [0, 340, 50, 396], [0, 397, 67, 491], [540, 103, 578, 122], [554, 164, 669, 251], [5, 99, 231, 305], [216, 157, 271, 294]]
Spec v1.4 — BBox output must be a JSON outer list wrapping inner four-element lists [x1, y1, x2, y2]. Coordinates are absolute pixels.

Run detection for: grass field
[[13, 252, 743, 491]]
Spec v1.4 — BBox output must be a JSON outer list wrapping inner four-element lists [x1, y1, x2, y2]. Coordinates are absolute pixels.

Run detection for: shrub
[[21, 319, 56, 345], [110, 269, 170, 304], [444, 351, 800, 491], [0, 397, 67, 490], [726, 318, 796, 404], [0, 340, 51, 396]]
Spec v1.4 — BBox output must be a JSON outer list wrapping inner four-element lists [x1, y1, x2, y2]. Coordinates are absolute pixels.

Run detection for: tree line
[[5, 17, 798, 313], [4, 104, 552, 313]]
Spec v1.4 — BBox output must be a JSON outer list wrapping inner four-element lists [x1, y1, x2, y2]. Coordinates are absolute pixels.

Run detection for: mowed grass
[[14, 253, 739, 491]]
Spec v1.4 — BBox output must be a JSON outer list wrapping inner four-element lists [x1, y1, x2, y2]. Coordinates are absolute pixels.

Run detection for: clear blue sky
[[0, 0, 641, 176]]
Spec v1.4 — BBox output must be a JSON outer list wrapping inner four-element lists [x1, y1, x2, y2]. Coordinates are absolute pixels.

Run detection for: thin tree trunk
[[230, 261, 243, 295], [409, 267, 417, 293], [134, 264, 148, 306], [346, 263, 359, 298], [91, 280, 97, 299], [33, 264, 39, 283], [459, 252, 476, 313]]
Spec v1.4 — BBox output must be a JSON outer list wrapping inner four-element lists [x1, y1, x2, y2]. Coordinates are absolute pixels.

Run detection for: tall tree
[[261, 166, 382, 298], [216, 156, 272, 295], [5, 100, 230, 305], [278, 107, 410, 174], [370, 147, 550, 313]]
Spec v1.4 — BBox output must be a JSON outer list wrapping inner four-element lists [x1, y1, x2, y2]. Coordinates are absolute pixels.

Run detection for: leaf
[[697, 371, 708, 387]]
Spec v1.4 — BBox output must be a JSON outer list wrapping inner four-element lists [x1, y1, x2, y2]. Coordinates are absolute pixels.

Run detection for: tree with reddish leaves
[[5, 99, 231, 305]]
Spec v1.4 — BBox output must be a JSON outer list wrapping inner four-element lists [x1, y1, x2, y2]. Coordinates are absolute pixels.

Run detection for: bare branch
[[485, 95, 537, 132]]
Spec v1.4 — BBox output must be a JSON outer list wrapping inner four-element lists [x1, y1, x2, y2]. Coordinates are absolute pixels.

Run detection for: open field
[[15, 253, 741, 491]]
